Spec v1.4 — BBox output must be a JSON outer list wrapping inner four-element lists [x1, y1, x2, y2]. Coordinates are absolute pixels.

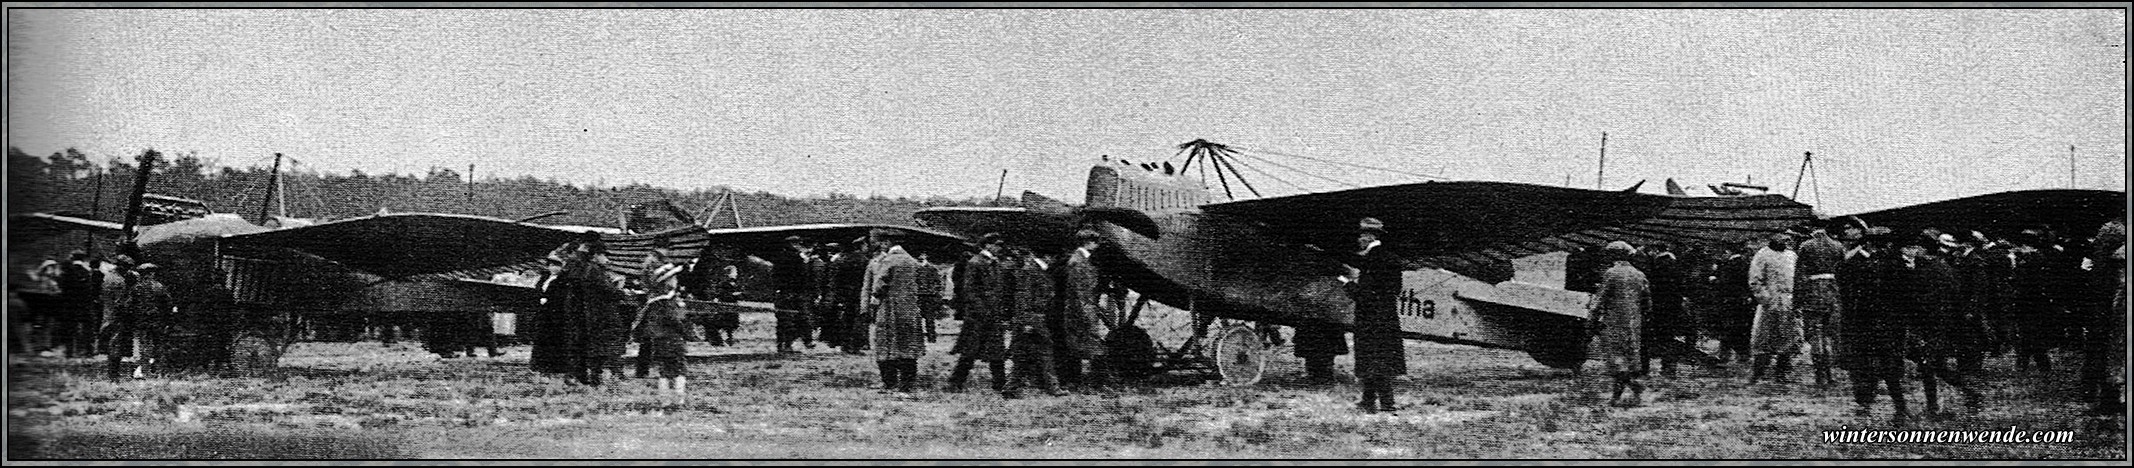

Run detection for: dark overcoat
[[1009, 255, 1057, 362], [1055, 251, 1109, 359], [1348, 245, 1407, 378], [952, 252, 1010, 361]]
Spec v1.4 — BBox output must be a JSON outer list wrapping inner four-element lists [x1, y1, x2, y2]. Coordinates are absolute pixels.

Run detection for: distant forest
[[7, 147, 1004, 229]]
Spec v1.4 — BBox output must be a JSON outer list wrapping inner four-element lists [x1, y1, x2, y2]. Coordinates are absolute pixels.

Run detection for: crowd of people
[[11, 250, 253, 379], [11, 211, 2122, 422], [1575, 214, 2128, 424]]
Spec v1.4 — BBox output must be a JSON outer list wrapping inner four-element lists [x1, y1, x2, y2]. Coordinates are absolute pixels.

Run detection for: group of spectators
[[1577, 214, 2126, 422], [12, 250, 254, 379]]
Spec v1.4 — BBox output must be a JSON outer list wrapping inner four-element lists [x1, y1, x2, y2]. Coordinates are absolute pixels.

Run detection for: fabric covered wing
[[1842, 189, 2124, 241], [219, 213, 582, 279], [912, 207, 1082, 254], [1201, 181, 1814, 279]]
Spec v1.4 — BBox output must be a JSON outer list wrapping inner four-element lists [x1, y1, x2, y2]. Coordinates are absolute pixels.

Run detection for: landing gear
[[1210, 324, 1269, 386]]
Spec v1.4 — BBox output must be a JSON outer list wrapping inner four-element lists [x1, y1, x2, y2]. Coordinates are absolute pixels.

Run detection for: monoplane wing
[[599, 223, 972, 278], [1841, 189, 2125, 242], [219, 213, 582, 279], [1201, 181, 1815, 280], [8, 212, 126, 238]]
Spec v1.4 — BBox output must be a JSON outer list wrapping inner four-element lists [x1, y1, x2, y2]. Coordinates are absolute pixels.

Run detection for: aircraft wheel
[[1210, 324, 1268, 386]]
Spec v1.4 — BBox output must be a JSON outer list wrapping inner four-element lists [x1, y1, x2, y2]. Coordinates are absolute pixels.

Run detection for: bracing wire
[[1229, 152, 1366, 190], [1219, 153, 1314, 194]]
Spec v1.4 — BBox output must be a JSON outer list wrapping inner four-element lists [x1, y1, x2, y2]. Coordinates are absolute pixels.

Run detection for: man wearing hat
[[1838, 220, 1911, 424], [2007, 228, 2069, 373], [864, 228, 929, 393], [1340, 217, 1408, 413], [828, 240, 874, 354], [1590, 241, 1650, 406], [1794, 220, 1848, 388], [750, 235, 820, 354], [1891, 232, 1984, 416], [1057, 229, 1117, 392], [947, 233, 1011, 393], [1748, 232, 1801, 385]]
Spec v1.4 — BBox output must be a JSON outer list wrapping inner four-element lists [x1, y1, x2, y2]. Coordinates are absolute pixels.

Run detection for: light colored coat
[[1749, 246, 1801, 355], [1590, 262, 1649, 376], [866, 246, 928, 360]]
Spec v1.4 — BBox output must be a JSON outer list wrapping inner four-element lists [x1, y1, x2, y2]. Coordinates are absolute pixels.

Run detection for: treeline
[[6, 147, 1004, 229]]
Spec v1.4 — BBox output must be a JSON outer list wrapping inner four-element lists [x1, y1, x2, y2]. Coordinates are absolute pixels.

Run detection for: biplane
[[915, 140, 1821, 384]]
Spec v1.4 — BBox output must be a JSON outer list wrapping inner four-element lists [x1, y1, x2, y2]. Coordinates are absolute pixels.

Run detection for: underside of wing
[[912, 206, 1081, 254], [598, 223, 972, 278], [219, 213, 582, 279], [1202, 181, 1815, 281], [1842, 189, 2126, 241]]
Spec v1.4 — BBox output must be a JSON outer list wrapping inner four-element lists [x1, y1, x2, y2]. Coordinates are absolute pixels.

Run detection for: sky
[[6, 9, 2126, 215]]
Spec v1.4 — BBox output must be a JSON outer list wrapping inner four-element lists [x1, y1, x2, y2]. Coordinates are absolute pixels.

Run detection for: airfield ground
[[6, 313, 2125, 460]]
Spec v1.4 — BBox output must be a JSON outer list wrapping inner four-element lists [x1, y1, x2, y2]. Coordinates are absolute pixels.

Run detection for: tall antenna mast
[[1595, 132, 1608, 189], [2069, 145, 2076, 188]]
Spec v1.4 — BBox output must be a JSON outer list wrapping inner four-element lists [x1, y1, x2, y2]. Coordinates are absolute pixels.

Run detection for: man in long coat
[[830, 242, 873, 355], [1708, 239, 1759, 364], [1344, 218, 1408, 413], [1892, 234, 1984, 416], [2008, 229, 2070, 373], [100, 255, 137, 380], [1590, 241, 1649, 407], [1749, 233, 1801, 384], [1003, 245, 1066, 398], [1839, 228, 1910, 425], [753, 236, 818, 354], [1056, 232, 1115, 391], [528, 256, 573, 374], [1640, 242, 1688, 378], [864, 229, 928, 393], [946, 233, 1010, 392], [57, 251, 101, 358], [1794, 223, 1847, 388]]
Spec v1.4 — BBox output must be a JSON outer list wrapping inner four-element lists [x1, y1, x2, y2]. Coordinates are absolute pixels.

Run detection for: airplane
[[12, 193, 966, 364], [913, 140, 1822, 380]]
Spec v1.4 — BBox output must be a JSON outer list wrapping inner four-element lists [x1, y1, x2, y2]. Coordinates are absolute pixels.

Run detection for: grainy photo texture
[[3, 6, 2128, 462]]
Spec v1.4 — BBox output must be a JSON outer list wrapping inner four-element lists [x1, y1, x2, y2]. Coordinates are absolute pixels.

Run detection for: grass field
[[5, 312, 2126, 460]]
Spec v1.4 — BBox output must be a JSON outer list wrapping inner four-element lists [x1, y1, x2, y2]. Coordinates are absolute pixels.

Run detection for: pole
[[258, 153, 282, 225], [1792, 151, 1811, 200], [2069, 145, 2076, 188], [995, 169, 1008, 206], [467, 163, 476, 206], [1596, 132, 1608, 189]]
